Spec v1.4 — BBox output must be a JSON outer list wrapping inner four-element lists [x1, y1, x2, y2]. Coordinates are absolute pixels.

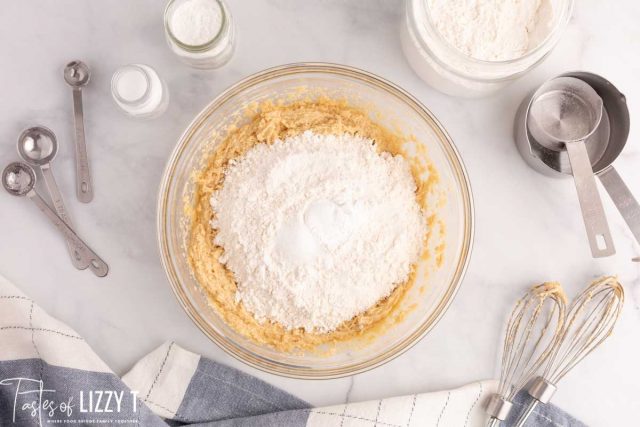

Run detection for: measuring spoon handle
[[72, 87, 93, 203], [565, 141, 615, 258], [41, 165, 88, 269], [599, 166, 640, 245], [28, 190, 108, 277]]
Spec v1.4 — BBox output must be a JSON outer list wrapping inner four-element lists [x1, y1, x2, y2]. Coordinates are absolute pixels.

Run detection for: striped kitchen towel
[[0, 274, 585, 426]]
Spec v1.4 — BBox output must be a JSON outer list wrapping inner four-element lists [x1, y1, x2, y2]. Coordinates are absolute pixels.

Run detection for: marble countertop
[[1, 1, 639, 425]]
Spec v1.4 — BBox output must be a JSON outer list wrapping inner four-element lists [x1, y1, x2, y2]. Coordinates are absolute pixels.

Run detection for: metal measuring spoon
[[17, 126, 87, 269], [64, 60, 93, 203], [527, 77, 615, 258], [2, 162, 108, 277]]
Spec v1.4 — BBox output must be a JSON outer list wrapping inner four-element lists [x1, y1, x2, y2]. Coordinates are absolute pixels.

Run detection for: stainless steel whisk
[[514, 276, 624, 427], [486, 283, 567, 426]]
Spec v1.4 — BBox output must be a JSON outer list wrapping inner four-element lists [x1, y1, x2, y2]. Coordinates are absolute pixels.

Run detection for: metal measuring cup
[[515, 72, 640, 258], [524, 76, 614, 258]]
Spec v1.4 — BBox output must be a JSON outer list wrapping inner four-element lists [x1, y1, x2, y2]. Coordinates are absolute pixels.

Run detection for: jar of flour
[[164, 0, 235, 69], [400, 0, 574, 97]]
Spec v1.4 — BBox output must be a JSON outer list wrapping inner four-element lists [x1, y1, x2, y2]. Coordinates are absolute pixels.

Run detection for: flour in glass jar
[[427, 0, 555, 61], [210, 131, 426, 332]]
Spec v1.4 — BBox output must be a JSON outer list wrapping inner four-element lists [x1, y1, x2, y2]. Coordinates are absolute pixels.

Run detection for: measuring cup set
[[2, 61, 108, 277], [515, 72, 639, 259]]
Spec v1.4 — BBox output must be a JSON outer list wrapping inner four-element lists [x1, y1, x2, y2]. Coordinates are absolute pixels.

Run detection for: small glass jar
[[164, 0, 235, 69], [400, 0, 574, 97], [111, 64, 169, 119]]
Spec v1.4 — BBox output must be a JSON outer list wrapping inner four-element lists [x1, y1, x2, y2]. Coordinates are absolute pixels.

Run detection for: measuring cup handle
[[599, 166, 640, 245], [565, 141, 615, 257]]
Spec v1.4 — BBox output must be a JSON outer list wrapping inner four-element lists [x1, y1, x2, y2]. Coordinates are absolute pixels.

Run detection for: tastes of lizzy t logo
[[0, 377, 139, 425]]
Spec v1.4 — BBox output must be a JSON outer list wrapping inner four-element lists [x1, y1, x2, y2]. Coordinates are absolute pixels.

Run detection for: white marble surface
[[0, 1, 639, 425]]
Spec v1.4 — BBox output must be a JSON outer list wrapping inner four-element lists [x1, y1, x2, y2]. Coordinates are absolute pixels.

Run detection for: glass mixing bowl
[[157, 63, 474, 378]]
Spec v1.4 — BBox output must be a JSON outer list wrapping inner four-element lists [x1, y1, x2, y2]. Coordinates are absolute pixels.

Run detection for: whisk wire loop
[[488, 283, 566, 425], [542, 277, 624, 384], [515, 276, 624, 427]]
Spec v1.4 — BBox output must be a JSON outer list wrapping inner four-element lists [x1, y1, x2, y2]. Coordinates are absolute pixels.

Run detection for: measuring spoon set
[[2, 60, 108, 277]]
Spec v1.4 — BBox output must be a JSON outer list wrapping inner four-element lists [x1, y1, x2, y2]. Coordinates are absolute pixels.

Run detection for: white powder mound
[[210, 131, 427, 332], [427, 0, 555, 61], [169, 0, 223, 46]]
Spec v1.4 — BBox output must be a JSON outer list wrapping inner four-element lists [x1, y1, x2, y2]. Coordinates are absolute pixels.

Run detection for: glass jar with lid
[[164, 0, 235, 69], [400, 0, 575, 97]]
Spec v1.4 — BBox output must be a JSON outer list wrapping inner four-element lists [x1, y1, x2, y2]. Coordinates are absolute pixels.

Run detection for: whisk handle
[[485, 394, 513, 427], [528, 377, 557, 403], [515, 399, 539, 427], [515, 377, 557, 427], [486, 394, 513, 420]]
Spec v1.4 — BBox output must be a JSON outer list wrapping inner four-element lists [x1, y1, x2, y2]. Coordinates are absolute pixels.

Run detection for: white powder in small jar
[[210, 131, 427, 333], [114, 67, 147, 102], [111, 64, 168, 119], [427, 0, 555, 61], [169, 0, 223, 46]]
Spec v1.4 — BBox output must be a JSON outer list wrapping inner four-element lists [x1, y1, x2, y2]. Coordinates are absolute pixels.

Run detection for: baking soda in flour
[[210, 131, 427, 332]]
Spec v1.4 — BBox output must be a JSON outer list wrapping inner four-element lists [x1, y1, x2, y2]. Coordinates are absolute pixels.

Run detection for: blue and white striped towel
[[0, 275, 585, 426]]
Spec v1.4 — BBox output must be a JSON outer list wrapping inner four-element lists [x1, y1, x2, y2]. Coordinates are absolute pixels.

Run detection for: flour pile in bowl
[[210, 131, 426, 332]]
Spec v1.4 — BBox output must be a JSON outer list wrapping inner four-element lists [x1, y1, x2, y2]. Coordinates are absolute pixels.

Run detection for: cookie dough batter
[[187, 98, 439, 352]]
